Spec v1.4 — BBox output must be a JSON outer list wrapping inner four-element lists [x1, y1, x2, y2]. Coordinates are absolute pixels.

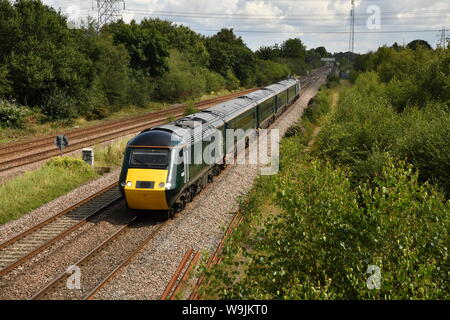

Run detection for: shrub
[[0, 99, 31, 128], [41, 88, 78, 121], [203, 69, 226, 93], [225, 70, 240, 90], [45, 157, 94, 174], [326, 72, 340, 88], [184, 102, 199, 116], [157, 50, 206, 101], [94, 139, 128, 167], [203, 158, 450, 299], [303, 88, 331, 123], [393, 103, 450, 195], [127, 74, 155, 107]]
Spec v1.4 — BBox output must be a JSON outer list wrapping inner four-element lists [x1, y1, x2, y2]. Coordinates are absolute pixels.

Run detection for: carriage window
[[130, 149, 170, 169]]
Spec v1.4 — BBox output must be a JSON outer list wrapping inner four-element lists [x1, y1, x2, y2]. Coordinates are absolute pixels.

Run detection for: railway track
[[31, 216, 165, 300], [0, 71, 325, 300], [0, 72, 322, 173], [0, 88, 258, 172], [0, 183, 122, 277]]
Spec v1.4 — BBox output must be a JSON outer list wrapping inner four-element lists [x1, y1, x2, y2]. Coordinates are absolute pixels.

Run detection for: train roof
[[265, 78, 298, 93], [207, 96, 257, 122], [240, 88, 276, 104], [127, 128, 181, 147], [130, 78, 300, 147], [151, 112, 225, 146]]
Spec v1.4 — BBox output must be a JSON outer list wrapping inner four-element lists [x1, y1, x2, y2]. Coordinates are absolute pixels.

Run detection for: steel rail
[[30, 216, 138, 300], [0, 183, 121, 277], [0, 88, 258, 157], [169, 251, 201, 300], [84, 222, 166, 300], [160, 249, 194, 300], [0, 89, 258, 172]]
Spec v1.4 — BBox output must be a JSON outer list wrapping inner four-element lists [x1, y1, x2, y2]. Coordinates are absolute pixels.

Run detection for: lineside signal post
[[82, 148, 94, 167], [55, 135, 69, 156]]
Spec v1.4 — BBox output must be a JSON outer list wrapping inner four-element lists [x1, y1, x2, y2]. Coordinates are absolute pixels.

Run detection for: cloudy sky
[[43, 0, 449, 53]]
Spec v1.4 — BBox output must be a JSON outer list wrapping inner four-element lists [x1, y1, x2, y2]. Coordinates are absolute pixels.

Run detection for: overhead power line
[[190, 28, 442, 35], [119, 9, 449, 22]]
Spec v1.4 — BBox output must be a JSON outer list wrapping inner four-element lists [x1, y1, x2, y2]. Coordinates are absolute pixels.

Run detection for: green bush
[[0, 99, 31, 128], [203, 158, 449, 299], [315, 77, 450, 193], [45, 156, 94, 173], [255, 59, 290, 86], [326, 72, 340, 88], [0, 65, 12, 97], [225, 70, 240, 90], [127, 74, 155, 108], [183, 102, 199, 116], [315, 89, 398, 165], [157, 50, 206, 101], [303, 88, 331, 123], [203, 69, 226, 93], [41, 88, 78, 121], [393, 103, 450, 195]]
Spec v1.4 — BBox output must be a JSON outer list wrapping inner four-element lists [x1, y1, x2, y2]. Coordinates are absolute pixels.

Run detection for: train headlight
[[126, 181, 133, 187], [158, 182, 165, 188]]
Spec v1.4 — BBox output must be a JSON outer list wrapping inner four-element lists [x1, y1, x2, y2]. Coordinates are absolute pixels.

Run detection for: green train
[[119, 79, 301, 217]]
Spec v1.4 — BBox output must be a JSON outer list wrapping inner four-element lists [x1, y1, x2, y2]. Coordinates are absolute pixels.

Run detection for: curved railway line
[[0, 73, 320, 173], [0, 70, 326, 300]]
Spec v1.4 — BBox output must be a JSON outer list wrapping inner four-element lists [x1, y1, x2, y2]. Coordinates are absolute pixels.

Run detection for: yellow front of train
[[119, 129, 181, 211], [123, 165, 170, 210]]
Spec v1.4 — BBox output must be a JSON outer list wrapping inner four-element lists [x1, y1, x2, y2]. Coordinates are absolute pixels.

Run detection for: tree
[[255, 46, 279, 60], [205, 28, 257, 84], [314, 46, 328, 58], [406, 40, 432, 50], [280, 38, 306, 59], [205, 38, 235, 76], [106, 20, 169, 77], [3, 0, 93, 109], [0, 65, 12, 97], [140, 19, 210, 66], [91, 35, 130, 107]]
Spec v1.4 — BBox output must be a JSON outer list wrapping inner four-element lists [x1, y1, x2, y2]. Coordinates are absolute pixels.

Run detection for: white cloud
[[42, 0, 449, 53]]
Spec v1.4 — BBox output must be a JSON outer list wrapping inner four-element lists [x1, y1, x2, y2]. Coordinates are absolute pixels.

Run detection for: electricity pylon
[[348, 0, 355, 63], [95, 0, 125, 29]]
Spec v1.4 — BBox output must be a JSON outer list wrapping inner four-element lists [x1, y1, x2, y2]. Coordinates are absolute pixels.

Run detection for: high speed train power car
[[119, 78, 300, 217]]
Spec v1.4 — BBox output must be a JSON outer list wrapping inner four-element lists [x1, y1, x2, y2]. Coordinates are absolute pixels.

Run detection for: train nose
[[124, 168, 169, 210]]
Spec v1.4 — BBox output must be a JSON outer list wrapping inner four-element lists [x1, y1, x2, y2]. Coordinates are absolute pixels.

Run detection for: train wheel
[[167, 208, 175, 220], [175, 198, 186, 213]]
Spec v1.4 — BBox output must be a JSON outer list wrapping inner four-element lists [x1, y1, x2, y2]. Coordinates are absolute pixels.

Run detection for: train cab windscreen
[[129, 148, 170, 169]]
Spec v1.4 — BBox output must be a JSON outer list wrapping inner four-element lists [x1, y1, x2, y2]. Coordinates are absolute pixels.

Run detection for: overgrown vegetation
[[93, 137, 129, 168], [200, 46, 450, 299], [0, 0, 325, 131], [0, 157, 97, 224], [315, 72, 450, 195]]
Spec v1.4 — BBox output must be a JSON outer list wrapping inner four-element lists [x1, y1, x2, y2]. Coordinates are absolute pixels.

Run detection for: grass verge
[[0, 157, 97, 225]]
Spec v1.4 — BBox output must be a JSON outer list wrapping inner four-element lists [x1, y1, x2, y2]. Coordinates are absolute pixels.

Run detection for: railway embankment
[[197, 75, 449, 300]]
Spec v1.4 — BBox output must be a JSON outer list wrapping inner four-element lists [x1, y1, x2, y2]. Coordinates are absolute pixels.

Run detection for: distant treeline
[[0, 0, 327, 126]]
